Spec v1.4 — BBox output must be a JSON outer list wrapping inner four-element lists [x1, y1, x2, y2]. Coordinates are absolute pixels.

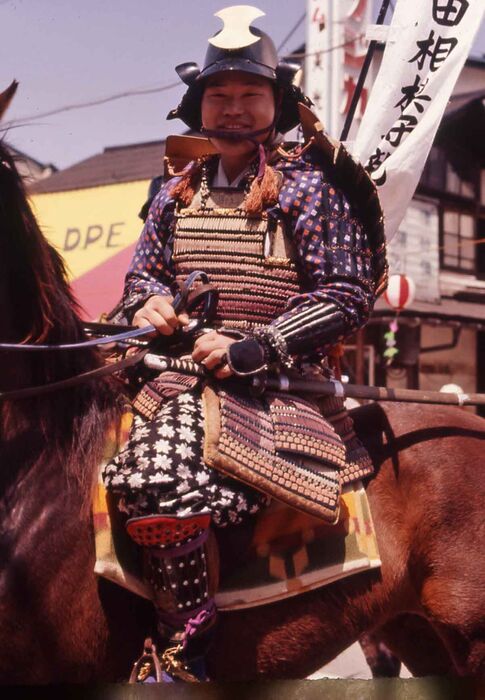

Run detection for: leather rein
[[0, 271, 218, 401]]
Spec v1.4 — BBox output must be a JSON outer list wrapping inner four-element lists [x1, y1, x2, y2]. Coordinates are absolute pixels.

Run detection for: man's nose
[[223, 98, 244, 115]]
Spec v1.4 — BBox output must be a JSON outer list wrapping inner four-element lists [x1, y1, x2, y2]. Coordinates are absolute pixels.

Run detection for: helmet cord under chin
[[200, 121, 275, 179]]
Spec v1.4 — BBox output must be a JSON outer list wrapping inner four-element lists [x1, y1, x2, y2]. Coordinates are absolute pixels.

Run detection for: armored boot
[[126, 513, 218, 682]]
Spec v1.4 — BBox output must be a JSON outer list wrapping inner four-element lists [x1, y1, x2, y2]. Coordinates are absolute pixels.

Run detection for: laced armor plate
[[173, 188, 302, 332]]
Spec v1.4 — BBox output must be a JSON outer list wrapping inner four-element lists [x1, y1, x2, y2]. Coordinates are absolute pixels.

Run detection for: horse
[[1, 92, 484, 683]]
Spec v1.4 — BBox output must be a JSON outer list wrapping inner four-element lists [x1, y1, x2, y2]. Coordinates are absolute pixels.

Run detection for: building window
[[442, 209, 475, 272], [421, 149, 482, 275], [420, 146, 477, 199], [421, 146, 445, 191], [446, 162, 475, 199]]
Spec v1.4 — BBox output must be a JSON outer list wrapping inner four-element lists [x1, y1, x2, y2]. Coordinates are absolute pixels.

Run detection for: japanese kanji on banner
[[352, 0, 485, 240]]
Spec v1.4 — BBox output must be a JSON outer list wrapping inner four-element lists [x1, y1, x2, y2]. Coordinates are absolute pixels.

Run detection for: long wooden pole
[[144, 355, 485, 407], [263, 377, 485, 407]]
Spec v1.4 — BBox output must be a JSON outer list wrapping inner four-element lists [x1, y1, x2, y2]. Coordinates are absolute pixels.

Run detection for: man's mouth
[[218, 124, 251, 130]]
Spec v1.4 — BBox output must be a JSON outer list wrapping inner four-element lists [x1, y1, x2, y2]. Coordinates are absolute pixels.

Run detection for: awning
[[436, 91, 485, 176], [371, 296, 485, 330]]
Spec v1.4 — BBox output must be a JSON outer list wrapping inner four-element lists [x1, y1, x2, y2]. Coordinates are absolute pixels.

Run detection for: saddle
[[94, 478, 380, 611], [95, 344, 380, 606]]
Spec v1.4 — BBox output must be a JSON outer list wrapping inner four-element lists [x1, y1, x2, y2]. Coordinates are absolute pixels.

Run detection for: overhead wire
[[276, 11, 305, 52], [5, 34, 366, 128], [4, 81, 181, 129], [284, 34, 365, 60]]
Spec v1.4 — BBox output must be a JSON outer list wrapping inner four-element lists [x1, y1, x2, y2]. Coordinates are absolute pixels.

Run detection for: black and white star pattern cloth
[[103, 392, 270, 527]]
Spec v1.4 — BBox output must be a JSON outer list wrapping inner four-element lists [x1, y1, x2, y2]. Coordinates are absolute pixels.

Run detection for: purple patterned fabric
[[120, 147, 378, 356]]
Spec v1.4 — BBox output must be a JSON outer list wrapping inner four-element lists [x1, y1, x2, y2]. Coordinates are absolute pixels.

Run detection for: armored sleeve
[[249, 164, 377, 367], [120, 182, 178, 321]]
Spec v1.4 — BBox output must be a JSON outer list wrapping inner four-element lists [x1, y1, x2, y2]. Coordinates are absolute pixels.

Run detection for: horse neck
[[0, 172, 121, 515]]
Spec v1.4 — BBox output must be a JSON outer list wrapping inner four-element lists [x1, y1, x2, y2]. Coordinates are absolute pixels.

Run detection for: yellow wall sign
[[31, 180, 150, 280]]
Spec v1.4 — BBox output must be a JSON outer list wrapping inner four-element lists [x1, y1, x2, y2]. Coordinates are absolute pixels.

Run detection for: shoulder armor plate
[[164, 134, 217, 180], [298, 103, 388, 296]]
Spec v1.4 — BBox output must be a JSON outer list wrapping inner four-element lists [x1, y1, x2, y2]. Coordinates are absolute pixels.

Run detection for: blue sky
[[2, 0, 484, 168]]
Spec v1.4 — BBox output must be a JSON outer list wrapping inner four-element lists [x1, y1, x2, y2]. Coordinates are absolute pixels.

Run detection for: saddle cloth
[[93, 476, 381, 611]]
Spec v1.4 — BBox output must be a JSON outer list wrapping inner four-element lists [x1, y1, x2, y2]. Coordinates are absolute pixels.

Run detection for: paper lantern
[[440, 383, 464, 395], [384, 274, 416, 311]]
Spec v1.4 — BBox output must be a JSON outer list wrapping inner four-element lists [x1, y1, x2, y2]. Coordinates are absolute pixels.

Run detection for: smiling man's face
[[201, 71, 275, 171]]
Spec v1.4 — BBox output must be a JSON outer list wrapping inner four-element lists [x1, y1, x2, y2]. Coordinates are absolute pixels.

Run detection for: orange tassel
[[169, 160, 203, 207], [328, 342, 345, 381], [244, 164, 281, 216]]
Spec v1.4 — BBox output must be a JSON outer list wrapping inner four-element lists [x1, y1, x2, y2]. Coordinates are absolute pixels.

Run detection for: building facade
[[30, 140, 166, 319]]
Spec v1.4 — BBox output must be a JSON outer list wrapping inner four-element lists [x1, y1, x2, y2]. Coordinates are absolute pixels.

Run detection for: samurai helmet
[[167, 5, 311, 134]]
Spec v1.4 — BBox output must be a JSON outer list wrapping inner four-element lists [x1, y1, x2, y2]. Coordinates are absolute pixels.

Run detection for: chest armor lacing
[[172, 187, 302, 332]]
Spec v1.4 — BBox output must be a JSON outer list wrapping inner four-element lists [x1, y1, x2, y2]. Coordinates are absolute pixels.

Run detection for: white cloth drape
[[352, 0, 485, 240]]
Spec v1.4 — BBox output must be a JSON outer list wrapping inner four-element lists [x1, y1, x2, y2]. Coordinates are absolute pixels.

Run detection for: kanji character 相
[[409, 30, 458, 72]]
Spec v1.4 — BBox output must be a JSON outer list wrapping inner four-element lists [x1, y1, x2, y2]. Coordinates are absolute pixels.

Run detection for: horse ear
[[0, 80, 19, 122]]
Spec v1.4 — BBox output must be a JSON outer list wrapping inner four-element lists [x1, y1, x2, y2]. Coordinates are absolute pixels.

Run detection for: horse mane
[[0, 140, 123, 514]]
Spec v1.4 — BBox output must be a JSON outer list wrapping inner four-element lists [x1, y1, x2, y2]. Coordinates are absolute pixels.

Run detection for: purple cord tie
[[158, 599, 215, 630], [257, 143, 266, 179], [182, 600, 216, 649], [151, 528, 209, 559]]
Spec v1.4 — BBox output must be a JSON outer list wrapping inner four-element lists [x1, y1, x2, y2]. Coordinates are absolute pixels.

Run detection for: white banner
[[352, 0, 485, 240]]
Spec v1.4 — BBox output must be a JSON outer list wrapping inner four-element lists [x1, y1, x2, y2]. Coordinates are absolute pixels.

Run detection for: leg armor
[[126, 513, 218, 681], [126, 513, 218, 629]]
